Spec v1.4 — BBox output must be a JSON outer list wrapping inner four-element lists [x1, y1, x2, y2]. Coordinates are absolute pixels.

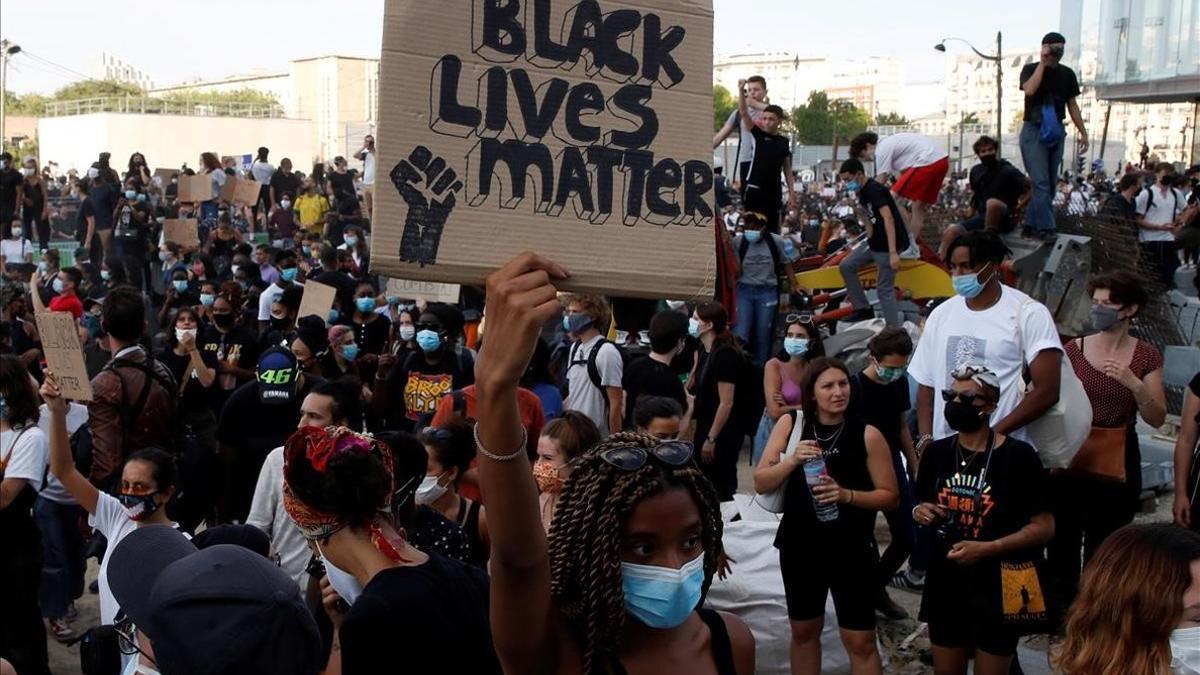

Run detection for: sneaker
[[899, 240, 921, 259], [48, 617, 76, 643], [890, 570, 925, 591], [875, 589, 909, 620]]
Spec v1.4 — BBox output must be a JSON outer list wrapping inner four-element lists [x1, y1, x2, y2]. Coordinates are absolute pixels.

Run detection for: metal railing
[[44, 97, 285, 119]]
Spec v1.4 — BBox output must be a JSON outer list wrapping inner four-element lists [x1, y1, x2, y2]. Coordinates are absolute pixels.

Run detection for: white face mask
[[21, 167, 34, 177], [316, 542, 363, 606], [175, 327, 198, 343], [398, 325, 416, 342], [1172, 626, 1200, 674], [414, 473, 448, 505], [87, 167, 99, 179]]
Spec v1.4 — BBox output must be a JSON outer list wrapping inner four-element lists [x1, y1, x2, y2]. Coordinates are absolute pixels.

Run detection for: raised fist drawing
[[390, 146, 463, 267]]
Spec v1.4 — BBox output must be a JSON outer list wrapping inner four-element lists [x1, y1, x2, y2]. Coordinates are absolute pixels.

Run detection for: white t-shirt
[[247, 446, 309, 590], [89, 492, 138, 625], [908, 285, 1062, 443], [0, 424, 48, 491], [564, 335, 623, 436], [1135, 185, 1186, 243], [873, 133, 947, 176], [36, 402, 89, 505], [360, 149, 376, 185], [250, 161, 275, 184], [258, 282, 286, 321], [0, 238, 33, 264]]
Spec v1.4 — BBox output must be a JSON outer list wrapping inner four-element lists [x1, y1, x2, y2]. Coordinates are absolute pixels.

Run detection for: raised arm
[[735, 79, 752, 132], [475, 252, 571, 675], [41, 372, 100, 514]]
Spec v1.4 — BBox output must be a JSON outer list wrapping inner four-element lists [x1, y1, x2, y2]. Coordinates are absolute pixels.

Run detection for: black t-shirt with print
[[745, 126, 791, 197], [916, 434, 1050, 626], [385, 349, 475, 431], [848, 371, 910, 457], [622, 355, 688, 428], [858, 179, 910, 252], [203, 324, 261, 414], [1019, 63, 1081, 122]]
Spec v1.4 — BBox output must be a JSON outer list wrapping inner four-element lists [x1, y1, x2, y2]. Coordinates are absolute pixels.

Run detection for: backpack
[[697, 344, 765, 438], [1138, 186, 1180, 218], [567, 338, 630, 420]]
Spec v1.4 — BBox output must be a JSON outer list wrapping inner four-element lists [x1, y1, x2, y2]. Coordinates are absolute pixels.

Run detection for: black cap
[[108, 526, 320, 675], [191, 523, 271, 559], [256, 347, 300, 404], [1042, 32, 1066, 44], [839, 158, 865, 175]]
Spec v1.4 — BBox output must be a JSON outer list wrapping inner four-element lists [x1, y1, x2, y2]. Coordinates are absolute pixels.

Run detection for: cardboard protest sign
[[221, 177, 263, 205], [35, 311, 93, 402], [385, 277, 461, 304], [297, 280, 338, 323], [178, 174, 211, 203], [163, 219, 199, 247], [154, 168, 177, 185], [371, 0, 715, 300]]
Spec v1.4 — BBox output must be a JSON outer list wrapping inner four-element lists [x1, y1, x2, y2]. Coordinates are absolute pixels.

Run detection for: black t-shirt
[[858, 179, 910, 252], [0, 169, 21, 214], [969, 159, 1028, 211], [1019, 63, 1081, 122], [916, 434, 1049, 625], [203, 324, 261, 413], [848, 371, 910, 457], [88, 183, 118, 231], [691, 345, 740, 441], [352, 314, 391, 355], [216, 376, 321, 462], [314, 269, 358, 318], [269, 171, 301, 204], [157, 345, 220, 413], [328, 171, 356, 201], [385, 349, 475, 431], [339, 554, 500, 675], [745, 126, 791, 197], [1100, 193, 1137, 220], [775, 417, 877, 548], [622, 355, 687, 427], [76, 198, 96, 241]]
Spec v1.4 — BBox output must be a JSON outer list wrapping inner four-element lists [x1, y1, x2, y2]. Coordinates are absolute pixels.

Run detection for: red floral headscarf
[[282, 425, 394, 542]]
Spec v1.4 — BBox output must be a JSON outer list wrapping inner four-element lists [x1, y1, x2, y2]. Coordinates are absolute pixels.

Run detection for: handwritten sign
[[220, 177, 263, 205], [297, 280, 337, 324], [385, 278, 461, 304], [371, 0, 715, 299], [35, 311, 93, 402], [163, 219, 199, 247], [178, 174, 211, 203]]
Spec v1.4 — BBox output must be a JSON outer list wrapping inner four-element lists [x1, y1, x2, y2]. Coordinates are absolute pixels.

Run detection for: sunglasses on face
[[415, 322, 441, 332], [598, 441, 694, 471], [941, 389, 987, 406]]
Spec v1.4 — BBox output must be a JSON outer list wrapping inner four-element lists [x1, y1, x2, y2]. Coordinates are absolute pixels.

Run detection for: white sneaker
[[899, 240, 921, 259]]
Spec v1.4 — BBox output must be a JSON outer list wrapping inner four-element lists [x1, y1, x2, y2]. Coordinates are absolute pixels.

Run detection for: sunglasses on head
[[420, 427, 452, 442], [941, 389, 987, 405], [785, 313, 815, 325], [597, 441, 694, 471]]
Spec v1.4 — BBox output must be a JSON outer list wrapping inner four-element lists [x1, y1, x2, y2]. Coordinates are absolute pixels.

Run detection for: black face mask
[[213, 312, 235, 330], [945, 400, 989, 433], [269, 315, 290, 331], [980, 155, 998, 168]]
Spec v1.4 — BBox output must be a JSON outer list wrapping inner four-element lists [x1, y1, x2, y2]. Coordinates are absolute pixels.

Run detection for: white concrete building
[[93, 52, 154, 90]]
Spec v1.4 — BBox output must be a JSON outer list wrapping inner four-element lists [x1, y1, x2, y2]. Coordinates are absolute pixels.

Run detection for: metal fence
[[44, 97, 285, 119]]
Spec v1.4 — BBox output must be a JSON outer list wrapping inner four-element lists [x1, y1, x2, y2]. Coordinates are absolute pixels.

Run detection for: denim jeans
[[839, 245, 901, 327], [1019, 121, 1065, 233], [34, 497, 86, 618], [735, 282, 778, 367]]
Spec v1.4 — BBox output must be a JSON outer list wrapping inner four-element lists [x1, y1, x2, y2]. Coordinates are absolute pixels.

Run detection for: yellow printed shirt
[[294, 194, 329, 230], [387, 350, 474, 426]]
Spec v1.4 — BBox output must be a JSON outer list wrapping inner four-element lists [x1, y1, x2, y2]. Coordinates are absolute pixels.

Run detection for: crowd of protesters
[[0, 30, 1199, 675]]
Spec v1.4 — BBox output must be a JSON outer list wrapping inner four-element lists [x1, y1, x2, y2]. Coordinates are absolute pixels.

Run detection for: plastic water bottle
[[804, 457, 839, 522]]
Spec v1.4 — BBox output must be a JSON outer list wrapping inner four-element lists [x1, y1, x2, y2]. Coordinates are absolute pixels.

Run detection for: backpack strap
[[738, 234, 784, 277]]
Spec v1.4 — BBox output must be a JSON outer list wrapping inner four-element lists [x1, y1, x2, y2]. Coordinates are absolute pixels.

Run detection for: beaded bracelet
[[473, 422, 528, 462]]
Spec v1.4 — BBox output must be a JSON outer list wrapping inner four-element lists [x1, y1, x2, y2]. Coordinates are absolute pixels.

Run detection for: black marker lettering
[[477, 0, 526, 59], [431, 55, 482, 136]]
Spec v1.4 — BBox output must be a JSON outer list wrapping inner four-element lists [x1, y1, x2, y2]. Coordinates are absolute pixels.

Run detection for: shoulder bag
[[753, 410, 804, 514], [1015, 299, 1091, 469]]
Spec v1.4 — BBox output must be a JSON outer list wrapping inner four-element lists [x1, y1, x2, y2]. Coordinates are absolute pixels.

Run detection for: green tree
[[789, 91, 871, 145], [3, 90, 48, 116], [956, 111, 980, 128], [713, 84, 736, 132], [52, 79, 144, 100], [159, 88, 281, 107], [875, 112, 910, 126]]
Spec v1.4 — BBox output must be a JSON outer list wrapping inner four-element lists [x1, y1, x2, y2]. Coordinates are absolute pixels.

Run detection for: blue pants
[[34, 497, 86, 619], [839, 245, 901, 327], [735, 282, 778, 367], [1019, 122, 1065, 234]]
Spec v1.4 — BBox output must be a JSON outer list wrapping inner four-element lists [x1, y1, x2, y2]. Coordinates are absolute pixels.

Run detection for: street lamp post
[[0, 39, 22, 153], [936, 32, 1003, 158]]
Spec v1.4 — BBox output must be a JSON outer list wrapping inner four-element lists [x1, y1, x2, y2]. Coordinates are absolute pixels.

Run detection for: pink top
[[777, 362, 803, 405]]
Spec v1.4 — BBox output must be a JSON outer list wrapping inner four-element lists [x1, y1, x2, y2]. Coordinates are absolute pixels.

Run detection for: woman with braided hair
[[475, 253, 755, 675]]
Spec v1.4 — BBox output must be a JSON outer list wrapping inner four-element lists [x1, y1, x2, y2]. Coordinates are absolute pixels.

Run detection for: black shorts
[[778, 535, 877, 631], [928, 619, 1020, 656]]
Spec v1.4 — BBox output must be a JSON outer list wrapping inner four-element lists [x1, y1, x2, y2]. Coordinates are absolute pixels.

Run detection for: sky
[[1, 0, 1059, 95]]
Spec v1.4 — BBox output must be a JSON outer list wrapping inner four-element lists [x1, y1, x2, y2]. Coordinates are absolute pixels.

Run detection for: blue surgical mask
[[100, 270, 111, 281], [783, 337, 809, 357], [564, 313, 593, 335], [342, 343, 359, 360], [52, 278, 64, 294], [416, 329, 442, 353], [158, 250, 170, 262], [137, 193, 147, 203], [173, 280, 188, 293], [328, 308, 340, 323], [199, 293, 215, 307], [951, 263, 991, 299], [687, 318, 702, 338], [344, 235, 358, 247], [316, 542, 362, 606], [744, 229, 762, 243], [621, 553, 705, 629], [125, 189, 137, 200], [846, 180, 861, 192], [355, 297, 376, 314], [280, 267, 298, 282]]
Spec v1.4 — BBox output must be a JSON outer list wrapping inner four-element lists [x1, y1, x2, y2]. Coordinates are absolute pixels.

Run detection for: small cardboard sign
[[162, 219, 199, 247], [178, 174, 211, 203], [371, 0, 716, 299], [297, 280, 337, 323], [221, 177, 263, 205], [154, 168, 177, 185], [385, 277, 461, 304], [35, 311, 93, 402]]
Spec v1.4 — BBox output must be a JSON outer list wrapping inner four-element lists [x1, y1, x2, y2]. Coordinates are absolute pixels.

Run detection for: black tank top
[[610, 608, 737, 675], [455, 496, 488, 567]]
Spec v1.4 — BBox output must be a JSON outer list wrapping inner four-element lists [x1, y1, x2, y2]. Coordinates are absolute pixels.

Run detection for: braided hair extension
[[546, 431, 725, 675]]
